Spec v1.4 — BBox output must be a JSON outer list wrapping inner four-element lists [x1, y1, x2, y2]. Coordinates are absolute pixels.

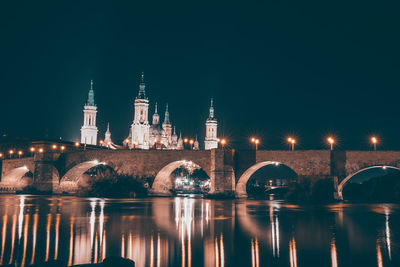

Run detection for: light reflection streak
[[94, 232, 98, 263], [331, 238, 338, 267], [251, 238, 259, 267], [45, 214, 52, 262], [377, 243, 383, 267], [121, 234, 125, 258], [0, 214, 7, 265], [30, 212, 38, 265], [18, 196, 25, 241], [68, 217, 75, 266], [157, 233, 161, 267], [9, 214, 17, 265], [220, 234, 225, 267], [215, 237, 219, 267], [102, 230, 106, 261], [54, 213, 61, 260], [150, 234, 154, 267], [99, 200, 105, 259], [289, 237, 297, 267], [90, 201, 96, 263], [21, 214, 29, 267], [385, 212, 391, 260], [270, 206, 280, 257]]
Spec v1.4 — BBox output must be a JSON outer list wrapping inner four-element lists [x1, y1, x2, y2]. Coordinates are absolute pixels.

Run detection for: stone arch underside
[[151, 160, 211, 195], [337, 165, 400, 200], [58, 160, 108, 193], [235, 161, 297, 198], [0, 166, 33, 191]]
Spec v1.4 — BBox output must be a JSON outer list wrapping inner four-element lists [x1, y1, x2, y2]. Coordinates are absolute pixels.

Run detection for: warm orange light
[[217, 138, 221, 142], [9, 150, 14, 155], [189, 140, 194, 144], [221, 139, 226, 145], [371, 136, 378, 144], [60, 146, 65, 151], [52, 145, 57, 149], [184, 138, 188, 143], [99, 140, 104, 144], [30, 147, 35, 152], [39, 148, 44, 153], [0, 153, 3, 158], [327, 137, 334, 144], [74, 142, 79, 147], [255, 139, 260, 144], [18, 151, 22, 155], [160, 140, 164, 144], [107, 141, 111, 145], [251, 137, 255, 142]]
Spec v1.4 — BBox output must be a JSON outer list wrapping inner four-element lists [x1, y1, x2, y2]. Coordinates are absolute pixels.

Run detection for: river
[[0, 195, 398, 266]]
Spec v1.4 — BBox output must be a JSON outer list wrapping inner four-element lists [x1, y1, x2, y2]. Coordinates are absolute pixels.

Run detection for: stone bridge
[[1, 149, 400, 198]]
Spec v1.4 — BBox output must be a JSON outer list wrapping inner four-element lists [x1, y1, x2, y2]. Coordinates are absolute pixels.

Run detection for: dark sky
[[1, 0, 399, 150]]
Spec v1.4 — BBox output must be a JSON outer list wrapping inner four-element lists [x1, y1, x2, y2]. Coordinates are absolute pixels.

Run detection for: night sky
[[1, 1, 399, 150]]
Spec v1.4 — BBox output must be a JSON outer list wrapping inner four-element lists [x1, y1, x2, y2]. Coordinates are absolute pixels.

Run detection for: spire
[[137, 72, 146, 99], [152, 102, 160, 125], [163, 103, 170, 124], [179, 131, 182, 139], [173, 126, 177, 136], [208, 98, 214, 119], [106, 122, 110, 133], [87, 80, 95, 106]]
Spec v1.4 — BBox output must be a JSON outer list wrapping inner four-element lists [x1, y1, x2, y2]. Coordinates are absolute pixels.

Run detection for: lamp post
[[251, 137, 260, 150], [9, 150, 14, 159], [18, 151, 22, 158], [220, 139, 226, 149], [371, 136, 378, 151], [327, 137, 335, 151], [287, 137, 296, 151]]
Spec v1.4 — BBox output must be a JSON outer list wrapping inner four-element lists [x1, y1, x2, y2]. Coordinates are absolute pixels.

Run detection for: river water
[[0, 195, 398, 267]]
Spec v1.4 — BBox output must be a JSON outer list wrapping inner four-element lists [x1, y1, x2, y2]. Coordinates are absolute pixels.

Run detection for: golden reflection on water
[[331, 238, 338, 267], [0, 195, 398, 266], [289, 237, 297, 267]]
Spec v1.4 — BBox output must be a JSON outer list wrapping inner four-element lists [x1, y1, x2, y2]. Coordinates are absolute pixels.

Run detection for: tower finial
[[107, 122, 110, 132], [137, 72, 146, 99], [155, 102, 158, 114], [87, 80, 95, 106], [163, 103, 170, 124], [208, 98, 214, 119]]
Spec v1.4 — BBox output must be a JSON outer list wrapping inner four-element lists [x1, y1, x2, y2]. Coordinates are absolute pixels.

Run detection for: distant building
[[80, 80, 98, 145], [80, 73, 219, 150]]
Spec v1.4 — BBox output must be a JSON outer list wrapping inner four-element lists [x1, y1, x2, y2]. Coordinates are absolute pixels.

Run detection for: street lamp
[[18, 151, 22, 158], [287, 137, 296, 151], [0, 153, 3, 158], [60, 146, 65, 152], [250, 137, 260, 150], [371, 136, 378, 151], [74, 142, 80, 147], [327, 137, 335, 151], [99, 140, 104, 146], [52, 144, 57, 150], [38, 148, 44, 153], [9, 150, 14, 158], [189, 139, 194, 149], [220, 138, 227, 148]]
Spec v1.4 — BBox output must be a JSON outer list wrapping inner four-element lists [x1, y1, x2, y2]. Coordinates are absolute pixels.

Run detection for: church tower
[[162, 103, 172, 141], [104, 122, 112, 147], [80, 80, 98, 145], [152, 102, 160, 125], [204, 98, 218, 150], [130, 72, 150, 149]]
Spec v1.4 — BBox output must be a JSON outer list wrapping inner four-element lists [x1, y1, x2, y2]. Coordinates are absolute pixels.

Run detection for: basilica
[[80, 73, 219, 150]]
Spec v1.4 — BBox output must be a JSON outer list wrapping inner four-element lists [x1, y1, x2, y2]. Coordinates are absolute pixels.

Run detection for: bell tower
[[204, 98, 218, 150], [80, 80, 98, 145]]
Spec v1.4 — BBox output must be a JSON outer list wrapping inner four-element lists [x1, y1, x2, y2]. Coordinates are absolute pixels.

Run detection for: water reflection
[[0, 196, 399, 266]]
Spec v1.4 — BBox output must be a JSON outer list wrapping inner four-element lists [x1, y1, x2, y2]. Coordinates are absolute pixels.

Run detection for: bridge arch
[[152, 160, 210, 195], [236, 161, 297, 198], [59, 160, 110, 193], [337, 165, 400, 200], [1, 166, 34, 191]]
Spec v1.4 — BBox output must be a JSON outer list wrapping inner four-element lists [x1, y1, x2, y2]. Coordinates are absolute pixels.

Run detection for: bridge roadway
[[1, 149, 400, 198]]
